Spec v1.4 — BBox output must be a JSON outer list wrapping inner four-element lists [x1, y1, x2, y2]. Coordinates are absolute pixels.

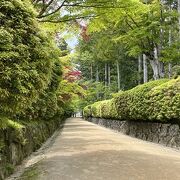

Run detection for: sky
[[66, 36, 78, 52], [60, 19, 86, 52]]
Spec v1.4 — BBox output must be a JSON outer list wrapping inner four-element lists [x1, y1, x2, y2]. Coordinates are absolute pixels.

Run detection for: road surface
[[11, 118, 180, 180]]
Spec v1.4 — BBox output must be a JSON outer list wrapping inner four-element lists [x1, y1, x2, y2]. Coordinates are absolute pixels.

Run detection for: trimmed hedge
[[84, 77, 180, 122]]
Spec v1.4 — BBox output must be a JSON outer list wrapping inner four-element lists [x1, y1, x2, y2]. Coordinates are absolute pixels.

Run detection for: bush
[[0, 0, 64, 119], [91, 101, 102, 117], [0, 0, 50, 116], [146, 78, 180, 120], [116, 79, 169, 120], [83, 105, 92, 118], [84, 77, 180, 122]]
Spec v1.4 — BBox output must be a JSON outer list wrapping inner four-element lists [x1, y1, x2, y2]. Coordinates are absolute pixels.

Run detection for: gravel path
[[8, 118, 180, 180]]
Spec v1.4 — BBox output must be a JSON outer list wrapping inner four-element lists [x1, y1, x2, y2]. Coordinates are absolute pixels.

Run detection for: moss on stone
[[4, 163, 15, 175], [19, 165, 39, 180]]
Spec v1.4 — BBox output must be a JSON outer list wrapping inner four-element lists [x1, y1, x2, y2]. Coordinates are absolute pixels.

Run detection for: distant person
[[72, 112, 76, 117]]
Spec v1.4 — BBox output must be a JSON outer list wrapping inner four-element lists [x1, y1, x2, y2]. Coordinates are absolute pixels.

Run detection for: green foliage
[[0, 0, 74, 121], [172, 65, 180, 77], [33, 0, 117, 23], [91, 101, 102, 117], [57, 79, 85, 115], [83, 105, 92, 118], [146, 78, 180, 120], [161, 42, 180, 63], [4, 163, 15, 175], [75, 32, 139, 106], [0, 116, 26, 145], [74, 80, 122, 113], [19, 60, 64, 120], [88, 0, 180, 80], [0, 117, 24, 130], [0, 0, 58, 117], [19, 165, 39, 180], [84, 77, 180, 122], [114, 79, 169, 120]]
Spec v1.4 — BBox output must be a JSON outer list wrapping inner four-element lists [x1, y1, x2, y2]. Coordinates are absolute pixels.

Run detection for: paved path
[[19, 118, 180, 180]]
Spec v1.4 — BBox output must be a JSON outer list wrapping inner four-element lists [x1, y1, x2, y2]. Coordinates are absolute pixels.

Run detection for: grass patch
[[5, 163, 15, 175], [19, 165, 40, 180]]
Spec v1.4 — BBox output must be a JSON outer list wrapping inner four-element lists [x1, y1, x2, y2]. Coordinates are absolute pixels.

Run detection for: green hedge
[[0, 0, 68, 120], [84, 77, 180, 122], [0, 0, 56, 116]]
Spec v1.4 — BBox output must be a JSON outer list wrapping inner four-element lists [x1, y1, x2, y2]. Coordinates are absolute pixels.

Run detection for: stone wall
[[86, 117, 180, 150], [0, 118, 65, 180]]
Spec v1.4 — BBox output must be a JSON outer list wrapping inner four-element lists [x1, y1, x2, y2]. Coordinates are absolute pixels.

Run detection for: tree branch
[[37, 0, 67, 18], [39, 15, 98, 23], [37, 1, 127, 19], [38, 0, 54, 17]]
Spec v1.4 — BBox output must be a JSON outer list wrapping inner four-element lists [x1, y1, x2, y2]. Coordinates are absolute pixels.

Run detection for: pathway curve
[[12, 118, 180, 180]]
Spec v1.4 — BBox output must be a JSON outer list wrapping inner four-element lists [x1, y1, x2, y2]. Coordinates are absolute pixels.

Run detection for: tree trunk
[[149, 48, 165, 80], [168, 63, 172, 79], [178, 0, 180, 33], [150, 59, 159, 80], [90, 64, 93, 81], [116, 61, 121, 91], [168, 4, 172, 78], [143, 54, 148, 83], [96, 65, 99, 99], [105, 63, 108, 86], [108, 64, 111, 86], [151, 47, 164, 80], [159, 1, 165, 78], [159, 61, 165, 78], [138, 55, 142, 84], [96, 65, 99, 82]]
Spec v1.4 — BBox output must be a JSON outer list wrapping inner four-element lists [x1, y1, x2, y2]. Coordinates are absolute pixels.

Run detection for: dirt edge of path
[[6, 123, 65, 180]]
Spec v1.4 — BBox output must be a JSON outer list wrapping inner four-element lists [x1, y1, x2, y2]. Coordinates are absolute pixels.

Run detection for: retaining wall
[[0, 118, 65, 180], [86, 117, 180, 149]]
